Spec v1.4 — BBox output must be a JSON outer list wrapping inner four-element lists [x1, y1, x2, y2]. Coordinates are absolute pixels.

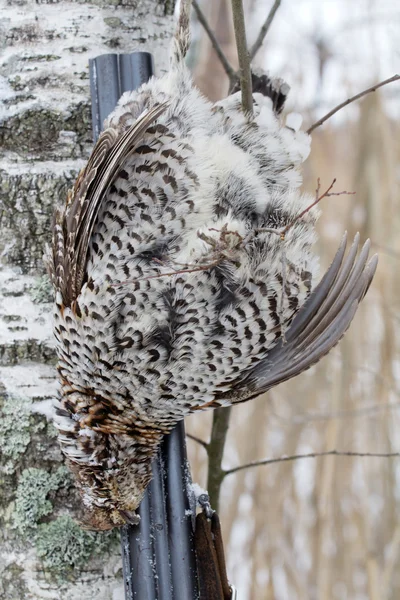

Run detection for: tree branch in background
[[193, 0, 282, 104], [192, 7, 398, 129], [186, 409, 232, 513], [192, 0, 237, 81], [206, 407, 232, 513], [307, 74, 400, 134], [231, 0, 253, 114], [188, 430, 400, 487], [224, 450, 400, 477], [270, 400, 400, 425], [186, 432, 209, 450], [249, 0, 281, 60], [280, 178, 355, 236]]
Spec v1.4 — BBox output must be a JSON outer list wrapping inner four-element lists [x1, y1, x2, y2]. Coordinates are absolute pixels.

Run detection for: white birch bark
[[0, 2, 175, 598]]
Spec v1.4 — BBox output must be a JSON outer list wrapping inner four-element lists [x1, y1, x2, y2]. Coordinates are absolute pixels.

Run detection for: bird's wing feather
[[51, 102, 168, 306], [217, 233, 378, 405]]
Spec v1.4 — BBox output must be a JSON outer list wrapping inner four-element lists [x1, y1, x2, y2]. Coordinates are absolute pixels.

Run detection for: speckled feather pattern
[[46, 61, 376, 529]]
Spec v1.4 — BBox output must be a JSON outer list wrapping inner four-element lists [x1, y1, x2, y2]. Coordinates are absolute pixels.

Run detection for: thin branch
[[192, 0, 236, 81], [280, 178, 355, 236], [250, 0, 281, 60], [206, 407, 232, 513], [231, 0, 253, 115], [252, 179, 355, 240], [307, 74, 400, 134], [224, 450, 400, 477], [250, 179, 355, 241], [271, 400, 400, 425], [186, 432, 209, 449], [193, 0, 282, 89]]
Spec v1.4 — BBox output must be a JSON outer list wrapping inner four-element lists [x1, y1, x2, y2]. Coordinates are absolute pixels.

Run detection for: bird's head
[[69, 458, 151, 531], [79, 506, 139, 531], [54, 399, 160, 531]]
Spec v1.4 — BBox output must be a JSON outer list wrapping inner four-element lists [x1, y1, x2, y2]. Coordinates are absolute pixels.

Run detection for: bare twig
[[280, 178, 355, 236], [206, 407, 232, 513], [307, 74, 400, 134], [193, 0, 281, 90], [187, 410, 232, 512], [250, 0, 281, 60], [270, 400, 400, 425], [224, 450, 400, 477], [186, 432, 209, 449], [192, 0, 236, 81], [231, 0, 253, 115], [252, 179, 354, 241]]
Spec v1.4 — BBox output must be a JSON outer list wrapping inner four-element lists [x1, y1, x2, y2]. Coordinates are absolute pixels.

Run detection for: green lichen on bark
[[0, 386, 63, 514], [0, 340, 56, 366], [9, 466, 117, 579], [12, 466, 70, 533], [1, 109, 64, 153], [0, 393, 32, 473], [30, 275, 54, 304], [0, 167, 77, 271], [0, 564, 29, 599], [162, 0, 176, 16], [103, 16, 122, 27], [35, 515, 116, 577], [0, 104, 92, 157]]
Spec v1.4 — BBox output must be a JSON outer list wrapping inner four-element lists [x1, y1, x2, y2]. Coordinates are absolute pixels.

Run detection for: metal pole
[[89, 53, 198, 600], [164, 423, 198, 597]]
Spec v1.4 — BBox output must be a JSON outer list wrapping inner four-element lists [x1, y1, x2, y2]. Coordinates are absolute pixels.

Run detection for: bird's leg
[[114, 255, 226, 285], [242, 227, 282, 247]]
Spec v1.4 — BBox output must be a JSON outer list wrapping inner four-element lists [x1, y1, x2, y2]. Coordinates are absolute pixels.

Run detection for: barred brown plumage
[[46, 4, 377, 531]]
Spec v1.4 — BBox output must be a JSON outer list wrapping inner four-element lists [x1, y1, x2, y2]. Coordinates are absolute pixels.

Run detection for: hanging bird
[[46, 2, 377, 530]]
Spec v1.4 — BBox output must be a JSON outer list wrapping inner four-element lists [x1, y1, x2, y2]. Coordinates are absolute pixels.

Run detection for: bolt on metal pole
[[89, 52, 198, 600]]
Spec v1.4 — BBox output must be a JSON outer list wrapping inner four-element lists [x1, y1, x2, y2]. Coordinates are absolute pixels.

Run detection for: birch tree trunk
[[0, 2, 175, 598]]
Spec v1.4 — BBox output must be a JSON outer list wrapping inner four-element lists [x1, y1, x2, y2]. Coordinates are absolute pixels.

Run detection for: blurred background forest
[[185, 1, 400, 598]]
